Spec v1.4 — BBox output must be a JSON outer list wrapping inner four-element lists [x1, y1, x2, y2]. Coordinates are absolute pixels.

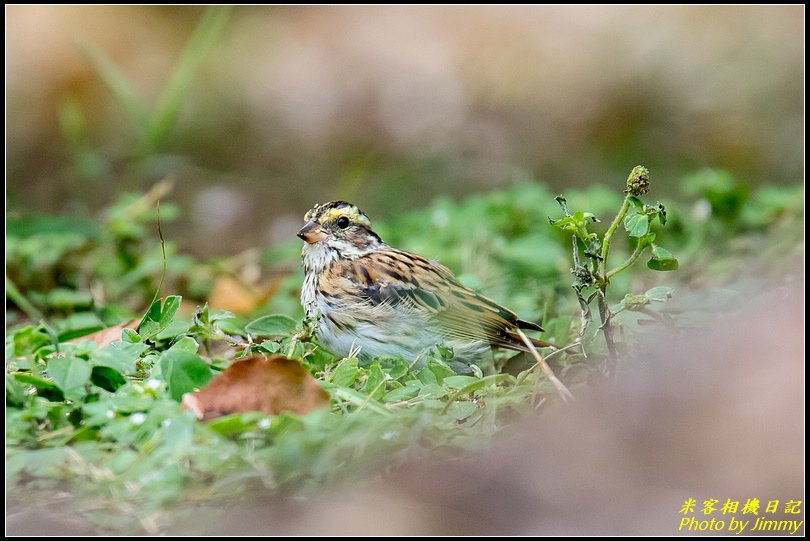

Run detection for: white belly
[[299, 242, 489, 367], [317, 302, 490, 367]]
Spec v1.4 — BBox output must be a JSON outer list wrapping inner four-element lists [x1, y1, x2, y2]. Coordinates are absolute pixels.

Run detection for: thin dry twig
[[515, 328, 575, 403]]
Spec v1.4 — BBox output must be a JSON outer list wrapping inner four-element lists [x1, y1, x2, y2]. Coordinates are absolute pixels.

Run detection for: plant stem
[[514, 341, 586, 386], [596, 195, 632, 378], [5, 276, 46, 322], [515, 329, 574, 402], [145, 199, 168, 312], [596, 292, 618, 378], [606, 240, 646, 281], [599, 197, 631, 282]]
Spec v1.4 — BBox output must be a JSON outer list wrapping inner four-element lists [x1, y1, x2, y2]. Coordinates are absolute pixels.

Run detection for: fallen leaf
[[208, 275, 259, 315], [69, 320, 138, 349], [182, 355, 329, 420], [208, 273, 286, 315]]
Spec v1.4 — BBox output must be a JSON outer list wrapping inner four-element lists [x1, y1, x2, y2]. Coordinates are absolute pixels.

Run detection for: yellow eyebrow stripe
[[320, 206, 370, 227], [323, 208, 347, 223]]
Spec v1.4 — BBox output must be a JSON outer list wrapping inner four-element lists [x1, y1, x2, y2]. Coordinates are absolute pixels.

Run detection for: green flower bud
[[626, 165, 650, 196]]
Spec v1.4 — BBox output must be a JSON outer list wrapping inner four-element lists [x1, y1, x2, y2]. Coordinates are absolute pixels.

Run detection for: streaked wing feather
[[338, 250, 543, 351]]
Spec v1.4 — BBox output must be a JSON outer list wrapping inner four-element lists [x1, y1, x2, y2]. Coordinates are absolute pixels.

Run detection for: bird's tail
[[505, 332, 558, 351]]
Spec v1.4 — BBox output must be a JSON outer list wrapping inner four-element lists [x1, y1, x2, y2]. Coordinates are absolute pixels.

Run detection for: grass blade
[[76, 42, 149, 133], [141, 6, 232, 153]]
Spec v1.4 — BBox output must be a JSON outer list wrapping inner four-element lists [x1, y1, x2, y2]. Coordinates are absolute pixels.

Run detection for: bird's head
[[298, 201, 383, 254]]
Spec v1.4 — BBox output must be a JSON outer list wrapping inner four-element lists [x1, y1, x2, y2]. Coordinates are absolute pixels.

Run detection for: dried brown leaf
[[182, 354, 329, 421], [69, 320, 138, 349], [208, 273, 286, 315], [208, 275, 260, 315]]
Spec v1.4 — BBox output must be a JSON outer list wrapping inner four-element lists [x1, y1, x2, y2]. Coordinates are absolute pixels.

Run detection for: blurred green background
[[6, 5, 803, 258], [6, 8, 805, 534]]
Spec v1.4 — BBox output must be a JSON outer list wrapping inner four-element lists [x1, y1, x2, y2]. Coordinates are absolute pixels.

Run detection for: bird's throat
[[301, 243, 342, 275], [301, 237, 385, 274]]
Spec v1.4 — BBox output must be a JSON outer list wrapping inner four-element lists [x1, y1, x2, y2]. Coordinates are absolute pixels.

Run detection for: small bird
[[298, 201, 552, 371]]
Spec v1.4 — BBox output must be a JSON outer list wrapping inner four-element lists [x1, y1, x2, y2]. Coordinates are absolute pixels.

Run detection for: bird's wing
[[325, 249, 544, 351]]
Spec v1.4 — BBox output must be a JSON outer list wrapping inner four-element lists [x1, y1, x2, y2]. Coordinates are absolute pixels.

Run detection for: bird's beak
[[297, 219, 328, 244]]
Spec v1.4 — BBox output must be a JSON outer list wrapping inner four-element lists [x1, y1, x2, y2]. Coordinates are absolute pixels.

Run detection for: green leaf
[[47, 356, 92, 400], [446, 401, 477, 421], [626, 196, 644, 210], [623, 213, 650, 237], [55, 312, 105, 341], [9, 326, 51, 357], [6, 374, 28, 406], [445, 374, 512, 398], [548, 215, 576, 231], [442, 375, 481, 389], [654, 202, 667, 225], [244, 315, 297, 338], [7, 215, 98, 239], [91, 341, 149, 375], [330, 358, 361, 387], [192, 303, 210, 327], [169, 336, 199, 353], [6, 448, 72, 478], [418, 383, 447, 398], [259, 340, 282, 354], [90, 365, 127, 391], [572, 211, 597, 223], [209, 310, 237, 322], [138, 295, 182, 339], [682, 170, 750, 222], [619, 293, 649, 312], [383, 384, 420, 402], [651, 245, 673, 259], [160, 296, 182, 324], [138, 306, 163, 339], [647, 258, 679, 271], [13, 373, 62, 399], [214, 316, 246, 336], [41, 288, 93, 309], [156, 319, 191, 341], [381, 358, 410, 380], [66, 426, 100, 444], [416, 367, 438, 385], [121, 328, 141, 343], [647, 245, 680, 271], [364, 363, 385, 397], [206, 412, 267, 436], [159, 349, 213, 401], [427, 360, 456, 382], [645, 286, 674, 302]]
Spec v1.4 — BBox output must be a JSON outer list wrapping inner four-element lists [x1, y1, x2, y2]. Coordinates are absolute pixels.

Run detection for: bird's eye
[[336, 216, 350, 229]]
